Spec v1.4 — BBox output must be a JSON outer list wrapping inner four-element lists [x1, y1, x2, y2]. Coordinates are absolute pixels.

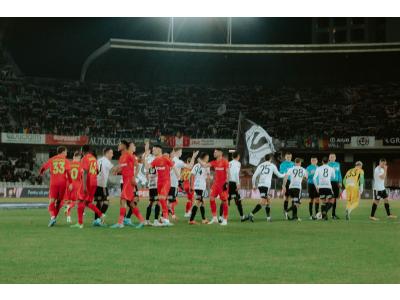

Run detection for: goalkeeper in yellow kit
[[343, 161, 364, 220]]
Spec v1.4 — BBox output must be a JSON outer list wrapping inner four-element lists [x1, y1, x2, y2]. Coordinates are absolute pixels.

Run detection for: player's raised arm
[[39, 159, 51, 176], [186, 150, 199, 169]]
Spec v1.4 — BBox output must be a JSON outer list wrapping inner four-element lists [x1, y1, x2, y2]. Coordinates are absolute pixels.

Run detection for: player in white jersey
[[135, 160, 147, 188], [94, 147, 113, 220], [313, 157, 336, 220], [282, 158, 308, 221], [248, 154, 285, 222], [217, 151, 246, 222], [370, 158, 397, 221], [188, 152, 211, 224], [168, 148, 199, 220], [144, 150, 162, 226]]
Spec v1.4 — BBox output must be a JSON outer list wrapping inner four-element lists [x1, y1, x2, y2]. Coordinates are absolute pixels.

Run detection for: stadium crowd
[[1, 77, 400, 141], [0, 150, 42, 184]]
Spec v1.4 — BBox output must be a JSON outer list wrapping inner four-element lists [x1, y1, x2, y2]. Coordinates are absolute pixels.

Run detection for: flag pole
[[235, 111, 242, 150]]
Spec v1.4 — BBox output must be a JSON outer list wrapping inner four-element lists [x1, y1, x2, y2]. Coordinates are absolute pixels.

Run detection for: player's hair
[[311, 156, 317, 159], [264, 154, 272, 161], [73, 151, 81, 158], [379, 158, 386, 163], [103, 147, 113, 155], [215, 148, 223, 152], [322, 157, 328, 164], [329, 153, 336, 156], [173, 147, 182, 152], [129, 141, 135, 146], [295, 158, 302, 164], [355, 161, 363, 167], [199, 152, 209, 160], [153, 144, 163, 150], [81, 144, 90, 153], [186, 157, 191, 163], [284, 152, 292, 156], [57, 146, 67, 154], [120, 140, 129, 149], [232, 151, 240, 159]]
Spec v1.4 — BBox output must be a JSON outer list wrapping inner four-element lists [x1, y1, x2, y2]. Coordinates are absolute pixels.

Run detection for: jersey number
[[89, 162, 97, 175], [52, 161, 65, 174], [70, 168, 79, 180], [323, 169, 329, 177], [261, 166, 271, 175], [293, 169, 304, 177]]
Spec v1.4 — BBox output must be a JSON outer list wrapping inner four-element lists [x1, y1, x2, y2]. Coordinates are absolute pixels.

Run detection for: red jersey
[[81, 153, 98, 186], [69, 161, 82, 187], [119, 152, 136, 179], [210, 158, 229, 186], [151, 155, 174, 185], [40, 154, 71, 185]]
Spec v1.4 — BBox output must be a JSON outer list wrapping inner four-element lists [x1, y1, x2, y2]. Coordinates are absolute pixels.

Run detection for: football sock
[[87, 203, 103, 218], [284, 200, 289, 212], [154, 203, 160, 220], [265, 204, 271, 217], [48, 201, 56, 217], [219, 203, 224, 217], [200, 206, 206, 220], [185, 201, 193, 213], [223, 201, 229, 219], [95, 201, 102, 220], [101, 202, 109, 215], [159, 199, 169, 219], [146, 203, 153, 220], [118, 207, 127, 224], [252, 204, 262, 215], [133, 207, 144, 223], [210, 199, 217, 217], [332, 201, 337, 216], [190, 206, 198, 221], [126, 207, 133, 218], [236, 200, 244, 217], [315, 202, 320, 214], [77, 201, 85, 225], [292, 205, 298, 219], [54, 202, 62, 218], [370, 203, 377, 217], [309, 202, 313, 216], [384, 203, 391, 216]]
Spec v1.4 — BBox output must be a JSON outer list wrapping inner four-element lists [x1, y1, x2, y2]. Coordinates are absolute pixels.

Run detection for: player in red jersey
[[198, 148, 230, 225], [111, 140, 145, 229], [182, 157, 195, 218], [39, 146, 71, 227], [70, 145, 105, 229], [144, 144, 177, 226], [63, 151, 82, 224]]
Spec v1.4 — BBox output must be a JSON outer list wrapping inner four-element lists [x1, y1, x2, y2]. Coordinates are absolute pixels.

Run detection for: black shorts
[[228, 181, 240, 200], [331, 182, 340, 198], [258, 186, 269, 199], [285, 180, 290, 197], [149, 188, 158, 201], [374, 190, 388, 201], [168, 187, 178, 203], [308, 183, 319, 199], [94, 186, 108, 201], [195, 189, 205, 201], [288, 188, 301, 203], [319, 188, 333, 199]]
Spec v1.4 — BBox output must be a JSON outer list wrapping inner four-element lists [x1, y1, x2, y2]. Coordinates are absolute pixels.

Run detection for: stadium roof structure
[[80, 38, 400, 82]]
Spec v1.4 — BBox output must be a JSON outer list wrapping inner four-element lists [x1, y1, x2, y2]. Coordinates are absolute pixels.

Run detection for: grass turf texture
[[0, 197, 399, 283]]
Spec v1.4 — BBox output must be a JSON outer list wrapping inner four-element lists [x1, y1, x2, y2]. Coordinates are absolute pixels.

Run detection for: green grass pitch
[[0, 197, 399, 283]]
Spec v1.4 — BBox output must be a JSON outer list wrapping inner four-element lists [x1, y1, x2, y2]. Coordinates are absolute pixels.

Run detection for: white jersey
[[191, 163, 210, 191], [97, 157, 113, 188], [136, 163, 147, 186], [286, 166, 307, 189], [229, 160, 241, 184], [146, 155, 157, 189], [373, 166, 386, 191], [252, 161, 285, 188], [313, 165, 335, 189], [170, 156, 186, 188]]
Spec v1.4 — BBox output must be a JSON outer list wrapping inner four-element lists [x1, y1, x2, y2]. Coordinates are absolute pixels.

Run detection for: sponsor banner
[[350, 136, 376, 148], [89, 136, 158, 146], [45, 134, 89, 145], [329, 137, 351, 144], [190, 138, 235, 149], [0, 187, 49, 198], [166, 135, 190, 148], [319, 138, 347, 150], [285, 139, 298, 148], [383, 137, 400, 146], [1, 132, 45, 144]]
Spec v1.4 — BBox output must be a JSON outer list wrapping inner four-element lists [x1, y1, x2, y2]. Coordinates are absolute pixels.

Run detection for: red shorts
[[210, 183, 228, 201], [49, 182, 67, 201], [121, 177, 135, 201], [78, 183, 97, 202], [64, 183, 80, 201], [157, 181, 171, 198]]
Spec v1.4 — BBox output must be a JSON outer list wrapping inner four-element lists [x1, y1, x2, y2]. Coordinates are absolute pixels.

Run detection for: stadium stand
[[1, 77, 400, 142]]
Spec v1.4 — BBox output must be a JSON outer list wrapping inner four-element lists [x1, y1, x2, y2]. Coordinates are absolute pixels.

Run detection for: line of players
[[40, 142, 397, 228]]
